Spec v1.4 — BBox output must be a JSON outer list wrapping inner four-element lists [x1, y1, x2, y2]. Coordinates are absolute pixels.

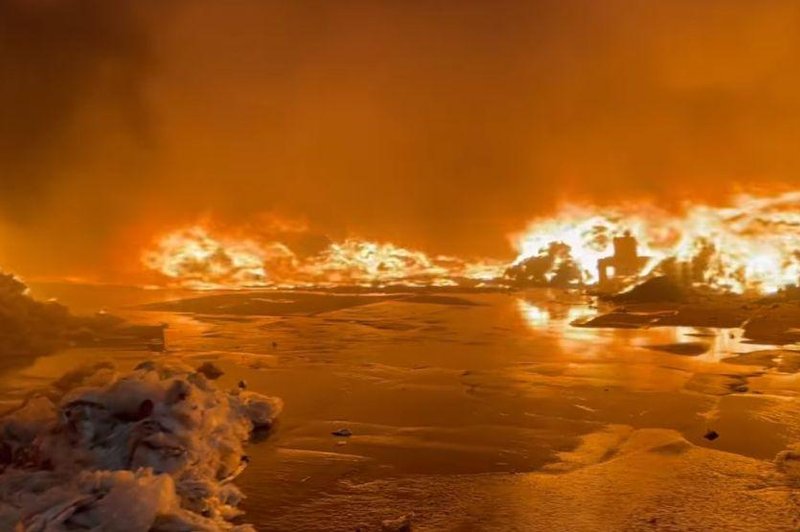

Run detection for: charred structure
[[596, 231, 650, 286]]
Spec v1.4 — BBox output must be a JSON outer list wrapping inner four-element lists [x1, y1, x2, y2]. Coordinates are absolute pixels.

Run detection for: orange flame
[[141, 227, 293, 289], [143, 192, 800, 293], [511, 192, 800, 294], [142, 225, 504, 289]]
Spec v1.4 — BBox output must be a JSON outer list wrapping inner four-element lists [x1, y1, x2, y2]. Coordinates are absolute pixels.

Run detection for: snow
[[0, 360, 282, 531]]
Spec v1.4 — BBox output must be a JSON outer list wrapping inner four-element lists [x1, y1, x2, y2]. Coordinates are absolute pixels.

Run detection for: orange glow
[[142, 224, 505, 289], [141, 227, 291, 289], [144, 192, 800, 293], [511, 192, 800, 294]]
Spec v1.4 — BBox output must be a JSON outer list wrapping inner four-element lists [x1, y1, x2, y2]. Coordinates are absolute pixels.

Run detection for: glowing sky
[[2, 0, 800, 281]]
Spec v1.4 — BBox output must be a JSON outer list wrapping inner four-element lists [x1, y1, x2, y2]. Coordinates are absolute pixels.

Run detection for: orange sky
[[2, 0, 800, 281]]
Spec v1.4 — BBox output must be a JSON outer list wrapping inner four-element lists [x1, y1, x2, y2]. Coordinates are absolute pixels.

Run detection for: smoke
[[0, 0, 153, 218], [4, 0, 800, 280]]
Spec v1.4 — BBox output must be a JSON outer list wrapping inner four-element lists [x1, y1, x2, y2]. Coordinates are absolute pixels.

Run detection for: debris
[[704, 430, 720, 441], [238, 380, 248, 389], [196, 361, 224, 380], [610, 276, 686, 304], [775, 445, 800, 477], [0, 361, 282, 530], [239, 391, 283, 429], [381, 512, 414, 532], [135, 360, 157, 371], [332, 428, 352, 437]]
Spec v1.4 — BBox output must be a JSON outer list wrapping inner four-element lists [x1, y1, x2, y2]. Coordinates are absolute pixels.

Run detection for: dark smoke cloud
[[4, 0, 800, 280], [141, 0, 800, 258], [0, 0, 152, 218]]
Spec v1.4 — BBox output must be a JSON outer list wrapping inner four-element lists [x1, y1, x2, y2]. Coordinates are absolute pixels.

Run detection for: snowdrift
[[0, 272, 165, 359], [0, 360, 282, 531]]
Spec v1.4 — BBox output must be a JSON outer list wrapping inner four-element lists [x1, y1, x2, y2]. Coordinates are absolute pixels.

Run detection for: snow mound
[[0, 272, 166, 359], [0, 360, 282, 531]]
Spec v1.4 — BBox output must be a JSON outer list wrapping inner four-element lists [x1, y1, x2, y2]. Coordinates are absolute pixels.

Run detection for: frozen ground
[[3, 284, 800, 530]]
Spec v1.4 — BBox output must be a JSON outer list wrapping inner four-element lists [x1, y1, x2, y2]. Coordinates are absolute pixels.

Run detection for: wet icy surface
[[5, 285, 800, 530]]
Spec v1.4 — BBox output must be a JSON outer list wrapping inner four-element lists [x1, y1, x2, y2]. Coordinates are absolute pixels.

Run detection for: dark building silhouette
[[597, 231, 649, 284]]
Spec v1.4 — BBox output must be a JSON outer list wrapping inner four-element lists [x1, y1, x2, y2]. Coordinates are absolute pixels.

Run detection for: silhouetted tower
[[597, 231, 649, 284]]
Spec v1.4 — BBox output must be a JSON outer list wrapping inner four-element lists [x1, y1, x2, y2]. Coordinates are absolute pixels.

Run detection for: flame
[[143, 192, 800, 293], [510, 192, 800, 294], [142, 225, 504, 289], [511, 204, 672, 285], [141, 227, 293, 289]]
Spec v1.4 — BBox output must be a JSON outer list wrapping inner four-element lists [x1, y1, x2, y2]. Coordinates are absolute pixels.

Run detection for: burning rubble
[[141, 192, 800, 296], [0, 360, 282, 530], [142, 225, 505, 290], [509, 192, 800, 295]]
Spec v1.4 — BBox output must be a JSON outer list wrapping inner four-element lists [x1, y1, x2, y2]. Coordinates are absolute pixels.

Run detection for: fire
[[143, 192, 800, 294], [299, 240, 449, 286], [141, 227, 293, 289], [510, 192, 800, 294], [142, 225, 504, 289], [510, 205, 672, 286]]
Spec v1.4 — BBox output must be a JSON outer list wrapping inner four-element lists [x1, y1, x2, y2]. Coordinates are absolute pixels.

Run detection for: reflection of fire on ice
[[0, 360, 282, 530]]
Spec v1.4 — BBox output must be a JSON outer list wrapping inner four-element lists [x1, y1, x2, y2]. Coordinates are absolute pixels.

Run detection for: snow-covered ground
[[0, 359, 281, 530], [2, 284, 800, 530]]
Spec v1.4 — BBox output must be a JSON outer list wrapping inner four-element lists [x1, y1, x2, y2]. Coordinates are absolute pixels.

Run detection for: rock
[[381, 512, 414, 531], [331, 428, 352, 437], [704, 430, 719, 441], [239, 392, 283, 429], [196, 362, 224, 380]]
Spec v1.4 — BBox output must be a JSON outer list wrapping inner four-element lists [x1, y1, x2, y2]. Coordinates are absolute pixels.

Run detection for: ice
[[0, 360, 282, 530]]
